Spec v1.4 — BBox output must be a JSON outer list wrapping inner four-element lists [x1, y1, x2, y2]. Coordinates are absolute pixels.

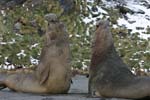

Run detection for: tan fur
[[0, 13, 71, 94], [89, 20, 150, 99]]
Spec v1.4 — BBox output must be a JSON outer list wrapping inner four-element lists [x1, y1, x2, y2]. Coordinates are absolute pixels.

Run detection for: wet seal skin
[[89, 20, 150, 99], [0, 13, 71, 94]]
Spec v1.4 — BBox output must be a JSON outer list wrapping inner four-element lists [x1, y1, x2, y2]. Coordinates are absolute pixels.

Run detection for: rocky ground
[[0, 75, 130, 100]]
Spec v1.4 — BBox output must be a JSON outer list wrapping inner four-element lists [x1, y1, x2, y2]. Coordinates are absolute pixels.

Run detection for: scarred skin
[[0, 13, 71, 94], [89, 20, 150, 99]]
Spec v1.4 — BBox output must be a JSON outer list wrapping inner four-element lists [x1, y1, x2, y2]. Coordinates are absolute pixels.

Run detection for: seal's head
[[92, 20, 113, 56], [96, 20, 109, 30]]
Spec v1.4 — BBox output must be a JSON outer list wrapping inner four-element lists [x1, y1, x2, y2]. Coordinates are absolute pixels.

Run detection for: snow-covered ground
[[85, 0, 150, 39], [118, 0, 150, 39]]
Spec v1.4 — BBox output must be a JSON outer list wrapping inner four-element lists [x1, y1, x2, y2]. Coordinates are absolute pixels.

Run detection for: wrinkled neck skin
[[39, 32, 68, 63], [90, 23, 113, 69]]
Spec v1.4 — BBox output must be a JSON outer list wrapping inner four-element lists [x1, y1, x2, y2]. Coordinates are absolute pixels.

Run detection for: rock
[[136, 10, 145, 14], [44, 13, 58, 22], [128, 20, 136, 24], [91, 6, 98, 12], [13, 22, 22, 33], [145, 15, 150, 20], [136, 27, 144, 30], [6, 0, 26, 7]]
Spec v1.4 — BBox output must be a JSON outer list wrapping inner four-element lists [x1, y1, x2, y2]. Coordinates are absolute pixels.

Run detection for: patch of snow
[[140, 33, 150, 39], [0, 42, 7, 45], [97, 6, 108, 14], [0, 39, 16, 45], [82, 62, 87, 70], [0, 64, 15, 70], [22, 4, 25, 7], [87, 0, 94, 3], [30, 56, 39, 65], [75, 34, 80, 38], [26, 8, 29, 11], [31, 4, 34, 7], [118, 43, 122, 46], [126, 2, 150, 15], [7, 64, 15, 70], [16, 50, 26, 58], [30, 43, 39, 49], [81, 59, 90, 70], [101, 0, 122, 7], [86, 28, 90, 36], [113, 24, 118, 28], [3, 65, 8, 69], [139, 60, 145, 67], [0, 10, 6, 16]]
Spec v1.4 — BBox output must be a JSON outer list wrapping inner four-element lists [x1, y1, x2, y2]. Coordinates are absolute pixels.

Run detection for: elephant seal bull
[[89, 20, 150, 99], [0, 13, 71, 94]]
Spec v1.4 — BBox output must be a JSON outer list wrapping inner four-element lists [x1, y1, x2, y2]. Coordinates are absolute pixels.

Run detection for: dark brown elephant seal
[[0, 13, 71, 94], [89, 20, 150, 99]]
